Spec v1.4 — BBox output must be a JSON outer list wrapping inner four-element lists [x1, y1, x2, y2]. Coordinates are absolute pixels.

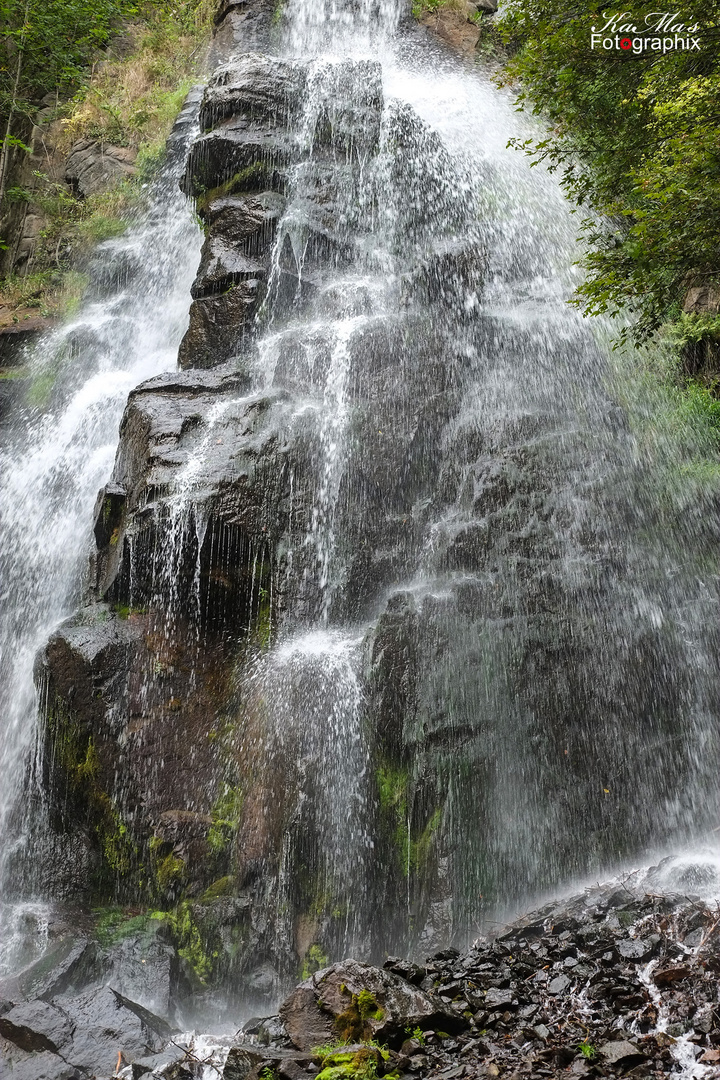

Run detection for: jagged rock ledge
[[2, 870, 720, 1078]]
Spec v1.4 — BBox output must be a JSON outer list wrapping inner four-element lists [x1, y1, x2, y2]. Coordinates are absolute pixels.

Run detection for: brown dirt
[[420, 7, 481, 55]]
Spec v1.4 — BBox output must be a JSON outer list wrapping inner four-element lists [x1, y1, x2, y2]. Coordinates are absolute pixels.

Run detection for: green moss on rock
[[335, 990, 385, 1042], [44, 694, 137, 898]]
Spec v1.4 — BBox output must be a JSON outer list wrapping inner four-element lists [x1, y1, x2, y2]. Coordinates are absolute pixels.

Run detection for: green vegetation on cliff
[[0, 0, 212, 322], [496, 0, 720, 365]]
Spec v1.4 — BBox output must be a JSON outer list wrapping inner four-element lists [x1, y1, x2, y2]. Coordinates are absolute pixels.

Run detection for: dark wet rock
[[0, 985, 179, 1077], [57, 987, 172, 1074], [617, 937, 653, 959], [0, 1047, 85, 1079], [191, 237, 266, 299], [102, 918, 180, 1022], [200, 192, 284, 248], [598, 1038, 647, 1066], [547, 974, 570, 995], [653, 963, 693, 986], [0, 999, 73, 1053], [278, 987, 337, 1052], [178, 281, 261, 368], [223, 1044, 313, 1080], [182, 119, 293, 199], [383, 957, 426, 985], [198, 54, 307, 132], [2, 935, 99, 1003], [2, 879, 718, 1078]]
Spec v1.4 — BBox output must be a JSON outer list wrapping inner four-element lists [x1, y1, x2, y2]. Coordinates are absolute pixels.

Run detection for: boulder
[[0, 999, 74, 1053], [56, 987, 173, 1074], [0, 1048, 85, 1079], [597, 1039, 646, 1067], [223, 1044, 313, 1080], [682, 283, 720, 315], [198, 54, 307, 131], [2, 935, 100, 1002], [279, 959, 467, 1050], [177, 281, 261, 368], [65, 140, 137, 197]]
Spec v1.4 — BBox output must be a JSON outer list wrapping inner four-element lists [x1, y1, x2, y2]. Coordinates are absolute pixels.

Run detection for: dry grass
[[0, 0, 214, 322], [58, 8, 214, 154]]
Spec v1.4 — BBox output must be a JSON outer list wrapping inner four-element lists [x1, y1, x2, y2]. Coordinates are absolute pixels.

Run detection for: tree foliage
[[1, 0, 139, 121], [498, 0, 720, 343]]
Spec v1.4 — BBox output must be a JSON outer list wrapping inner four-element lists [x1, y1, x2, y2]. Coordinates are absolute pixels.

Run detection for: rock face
[[31, 0, 720, 1018], [0, 985, 173, 1078], [65, 140, 138, 198]]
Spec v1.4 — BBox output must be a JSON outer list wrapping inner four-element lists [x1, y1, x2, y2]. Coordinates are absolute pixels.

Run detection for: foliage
[[0, 267, 86, 320], [301, 943, 329, 979], [92, 908, 157, 946], [155, 852, 185, 890], [335, 989, 385, 1042], [165, 900, 214, 984], [578, 1041, 596, 1060], [1, 1, 212, 316], [207, 782, 243, 856], [376, 765, 443, 878], [497, 0, 720, 345], [0, 0, 212, 131], [1, 0, 136, 130], [44, 694, 138, 894], [312, 1042, 352, 1059], [314, 1044, 395, 1080], [412, 0, 468, 17]]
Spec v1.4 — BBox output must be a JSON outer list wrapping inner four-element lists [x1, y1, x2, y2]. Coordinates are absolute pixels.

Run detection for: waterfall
[[1, 0, 719, 999], [0, 91, 204, 970]]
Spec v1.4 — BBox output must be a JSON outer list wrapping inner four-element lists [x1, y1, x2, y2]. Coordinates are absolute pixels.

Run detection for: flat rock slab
[[598, 1039, 646, 1066], [0, 999, 74, 1053]]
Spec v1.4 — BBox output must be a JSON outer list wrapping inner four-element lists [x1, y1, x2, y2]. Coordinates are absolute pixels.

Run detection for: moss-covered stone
[[335, 989, 385, 1043], [43, 693, 137, 898]]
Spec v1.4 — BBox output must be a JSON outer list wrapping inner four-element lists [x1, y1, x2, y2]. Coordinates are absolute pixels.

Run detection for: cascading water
[[1, 0, 720, 1012], [0, 90, 204, 971]]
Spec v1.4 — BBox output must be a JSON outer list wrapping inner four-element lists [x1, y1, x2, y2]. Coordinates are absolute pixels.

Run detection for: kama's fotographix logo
[[591, 10, 701, 53]]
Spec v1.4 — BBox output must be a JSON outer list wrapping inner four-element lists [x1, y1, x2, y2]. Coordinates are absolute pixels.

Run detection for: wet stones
[[271, 882, 718, 1079], [197, 54, 307, 131], [178, 280, 261, 369], [0, 987, 172, 1078], [0, 1000, 73, 1054], [179, 54, 309, 369], [2, 877, 719, 1077]]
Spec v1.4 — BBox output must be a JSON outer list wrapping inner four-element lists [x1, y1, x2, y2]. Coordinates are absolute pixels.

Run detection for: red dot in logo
[[620, 37, 632, 49]]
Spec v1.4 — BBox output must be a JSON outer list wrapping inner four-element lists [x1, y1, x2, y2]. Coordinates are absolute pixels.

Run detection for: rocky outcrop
[[65, 140, 138, 198], [1, 986, 173, 1078], [3, 875, 720, 1077], [682, 284, 720, 316]]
